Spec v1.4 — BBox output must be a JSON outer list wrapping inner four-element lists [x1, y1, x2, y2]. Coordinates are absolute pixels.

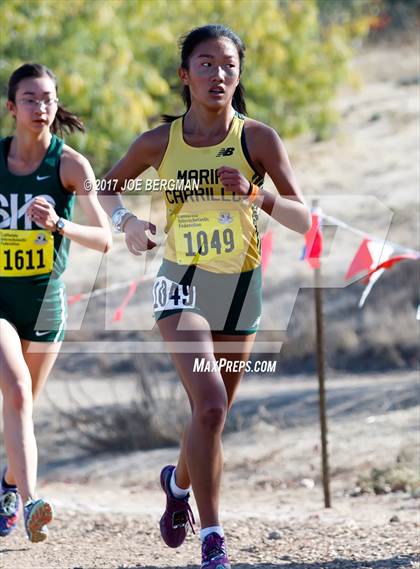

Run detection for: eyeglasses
[[17, 97, 59, 109]]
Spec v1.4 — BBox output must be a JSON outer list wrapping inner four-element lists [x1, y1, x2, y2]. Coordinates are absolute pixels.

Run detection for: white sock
[[169, 468, 190, 499], [200, 525, 224, 541]]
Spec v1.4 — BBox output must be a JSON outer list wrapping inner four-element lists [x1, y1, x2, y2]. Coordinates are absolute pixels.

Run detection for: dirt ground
[[1, 371, 419, 568], [1, 501, 419, 569]]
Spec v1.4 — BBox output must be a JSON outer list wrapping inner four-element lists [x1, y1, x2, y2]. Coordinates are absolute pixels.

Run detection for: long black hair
[[163, 24, 247, 123], [8, 63, 85, 135]]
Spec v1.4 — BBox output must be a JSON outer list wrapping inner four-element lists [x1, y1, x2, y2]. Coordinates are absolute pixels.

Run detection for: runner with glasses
[[16, 97, 59, 109], [99, 25, 310, 568], [0, 63, 112, 542]]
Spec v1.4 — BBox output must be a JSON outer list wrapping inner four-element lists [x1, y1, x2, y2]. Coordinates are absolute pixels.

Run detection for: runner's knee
[[1, 372, 33, 414], [195, 402, 227, 433]]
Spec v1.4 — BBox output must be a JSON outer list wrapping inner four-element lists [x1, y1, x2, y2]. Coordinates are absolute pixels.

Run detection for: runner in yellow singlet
[[99, 25, 310, 568], [0, 64, 112, 543]]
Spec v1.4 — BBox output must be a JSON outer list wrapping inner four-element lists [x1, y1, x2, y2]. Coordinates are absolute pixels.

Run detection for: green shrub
[[0, 0, 371, 171], [354, 445, 420, 497]]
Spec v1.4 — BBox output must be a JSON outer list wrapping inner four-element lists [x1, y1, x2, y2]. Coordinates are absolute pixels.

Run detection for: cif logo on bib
[[218, 212, 233, 225], [0, 194, 56, 229], [34, 233, 48, 245]]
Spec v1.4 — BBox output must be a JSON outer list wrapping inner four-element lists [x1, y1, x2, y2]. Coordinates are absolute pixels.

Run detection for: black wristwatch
[[55, 217, 66, 234]]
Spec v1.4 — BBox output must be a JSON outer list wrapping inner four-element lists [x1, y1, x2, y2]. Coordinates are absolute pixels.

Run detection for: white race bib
[[153, 276, 196, 312]]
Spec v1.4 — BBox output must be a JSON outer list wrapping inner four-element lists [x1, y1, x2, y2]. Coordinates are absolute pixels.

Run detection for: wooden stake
[[312, 199, 331, 508]]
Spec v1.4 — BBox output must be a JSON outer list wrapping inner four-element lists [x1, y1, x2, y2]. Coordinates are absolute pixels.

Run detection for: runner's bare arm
[[28, 147, 112, 252], [98, 125, 170, 255], [98, 124, 170, 217], [248, 122, 311, 234], [217, 121, 311, 235]]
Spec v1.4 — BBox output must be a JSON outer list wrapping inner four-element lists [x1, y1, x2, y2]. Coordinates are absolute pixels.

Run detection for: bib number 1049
[[184, 228, 234, 258], [153, 276, 196, 311]]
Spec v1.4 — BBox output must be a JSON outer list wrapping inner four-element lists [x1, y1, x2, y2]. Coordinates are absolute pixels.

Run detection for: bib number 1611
[[3, 248, 46, 271]]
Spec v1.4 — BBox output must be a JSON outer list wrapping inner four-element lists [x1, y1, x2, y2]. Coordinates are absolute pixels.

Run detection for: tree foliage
[[0, 0, 372, 172]]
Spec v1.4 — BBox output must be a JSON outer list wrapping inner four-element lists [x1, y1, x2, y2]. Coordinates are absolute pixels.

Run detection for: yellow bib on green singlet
[[0, 229, 54, 276], [157, 113, 263, 274], [0, 135, 75, 281]]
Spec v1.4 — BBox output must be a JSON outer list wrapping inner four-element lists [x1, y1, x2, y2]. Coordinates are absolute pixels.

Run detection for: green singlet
[[0, 135, 75, 342]]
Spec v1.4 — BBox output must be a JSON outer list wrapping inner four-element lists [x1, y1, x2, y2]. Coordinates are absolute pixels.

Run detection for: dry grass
[[53, 352, 189, 453], [353, 443, 420, 497], [271, 262, 419, 373]]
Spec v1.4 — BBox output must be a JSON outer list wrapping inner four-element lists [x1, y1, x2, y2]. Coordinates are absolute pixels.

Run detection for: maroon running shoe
[[159, 464, 195, 548], [201, 532, 231, 568]]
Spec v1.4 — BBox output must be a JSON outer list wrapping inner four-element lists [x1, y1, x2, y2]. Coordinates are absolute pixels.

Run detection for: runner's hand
[[124, 217, 157, 256], [27, 197, 59, 231], [217, 166, 250, 197]]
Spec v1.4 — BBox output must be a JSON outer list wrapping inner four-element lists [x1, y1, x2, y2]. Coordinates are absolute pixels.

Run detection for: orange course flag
[[301, 212, 323, 269], [345, 238, 418, 307]]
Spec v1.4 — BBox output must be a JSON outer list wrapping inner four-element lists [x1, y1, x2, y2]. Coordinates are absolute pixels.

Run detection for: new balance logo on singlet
[[216, 147, 235, 157]]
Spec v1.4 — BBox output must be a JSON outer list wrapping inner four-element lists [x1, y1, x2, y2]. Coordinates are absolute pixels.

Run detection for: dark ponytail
[[52, 105, 85, 136], [7, 63, 85, 135], [162, 24, 247, 123]]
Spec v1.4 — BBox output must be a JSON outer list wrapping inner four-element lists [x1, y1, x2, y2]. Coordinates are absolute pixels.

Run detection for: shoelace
[[0, 490, 17, 516], [202, 534, 226, 559], [170, 496, 196, 534]]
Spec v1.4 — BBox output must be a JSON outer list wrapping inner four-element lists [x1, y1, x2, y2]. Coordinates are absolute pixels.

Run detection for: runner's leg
[[3, 340, 61, 487], [0, 320, 37, 503], [157, 311, 228, 528], [174, 332, 256, 491], [21, 340, 61, 400]]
